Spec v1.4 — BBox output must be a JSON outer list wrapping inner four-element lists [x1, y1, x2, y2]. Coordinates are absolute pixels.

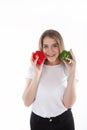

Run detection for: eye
[[53, 43, 58, 47], [43, 45, 48, 48]]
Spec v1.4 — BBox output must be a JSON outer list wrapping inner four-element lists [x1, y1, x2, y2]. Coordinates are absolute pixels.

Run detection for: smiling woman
[[22, 29, 77, 130], [39, 30, 65, 66]]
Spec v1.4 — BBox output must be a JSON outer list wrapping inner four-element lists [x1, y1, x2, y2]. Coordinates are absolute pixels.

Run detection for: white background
[[0, 0, 87, 130]]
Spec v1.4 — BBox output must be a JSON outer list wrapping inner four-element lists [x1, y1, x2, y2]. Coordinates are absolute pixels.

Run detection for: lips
[[46, 54, 55, 57], [46, 55, 55, 58]]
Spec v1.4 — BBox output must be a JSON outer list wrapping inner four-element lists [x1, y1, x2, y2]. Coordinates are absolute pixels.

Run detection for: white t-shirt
[[26, 63, 68, 118]]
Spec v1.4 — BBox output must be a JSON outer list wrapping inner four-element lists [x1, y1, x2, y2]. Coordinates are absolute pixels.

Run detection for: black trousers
[[30, 109, 75, 130]]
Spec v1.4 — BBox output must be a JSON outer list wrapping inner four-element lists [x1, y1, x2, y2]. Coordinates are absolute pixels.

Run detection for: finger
[[34, 56, 39, 65], [40, 60, 45, 67], [68, 60, 72, 64], [62, 60, 68, 66], [30, 55, 39, 65]]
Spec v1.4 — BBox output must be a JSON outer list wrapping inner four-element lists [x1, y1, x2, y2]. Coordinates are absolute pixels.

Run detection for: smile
[[47, 54, 55, 57]]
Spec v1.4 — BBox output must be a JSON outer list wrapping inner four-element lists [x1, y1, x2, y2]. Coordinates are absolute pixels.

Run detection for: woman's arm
[[63, 70, 77, 108], [22, 56, 44, 107], [63, 49, 77, 108], [22, 74, 40, 107]]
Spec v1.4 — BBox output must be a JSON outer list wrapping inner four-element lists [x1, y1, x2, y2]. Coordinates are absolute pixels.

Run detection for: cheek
[[55, 48, 59, 53], [56, 49, 60, 56], [42, 48, 47, 53]]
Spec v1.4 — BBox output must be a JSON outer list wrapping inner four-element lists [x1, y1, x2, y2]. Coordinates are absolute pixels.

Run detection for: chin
[[48, 57, 57, 62], [47, 59, 57, 64]]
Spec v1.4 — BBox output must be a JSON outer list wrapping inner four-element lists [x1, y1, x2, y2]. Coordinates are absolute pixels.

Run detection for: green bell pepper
[[59, 50, 72, 62]]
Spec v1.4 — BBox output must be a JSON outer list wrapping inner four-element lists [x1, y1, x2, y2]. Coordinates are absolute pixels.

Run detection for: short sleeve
[[25, 66, 34, 79], [64, 62, 79, 81], [64, 64, 79, 81]]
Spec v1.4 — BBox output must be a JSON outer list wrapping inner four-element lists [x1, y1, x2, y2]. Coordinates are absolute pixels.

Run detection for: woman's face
[[42, 36, 60, 65]]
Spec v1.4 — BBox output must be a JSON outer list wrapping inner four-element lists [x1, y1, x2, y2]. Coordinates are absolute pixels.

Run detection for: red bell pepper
[[32, 51, 46, 65]]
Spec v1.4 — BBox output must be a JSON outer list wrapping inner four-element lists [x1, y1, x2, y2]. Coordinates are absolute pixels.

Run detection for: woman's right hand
[[30, 55, 44, 77]]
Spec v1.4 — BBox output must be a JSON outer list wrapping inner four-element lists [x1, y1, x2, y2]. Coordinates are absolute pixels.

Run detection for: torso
[[32, 63, 68, 118]]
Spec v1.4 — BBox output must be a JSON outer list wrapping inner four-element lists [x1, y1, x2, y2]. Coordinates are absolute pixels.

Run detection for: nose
[[48, 46, 54, 53]]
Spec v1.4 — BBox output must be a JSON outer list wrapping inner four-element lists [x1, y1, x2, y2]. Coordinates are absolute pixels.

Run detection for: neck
[[45, 60, 61, 66]]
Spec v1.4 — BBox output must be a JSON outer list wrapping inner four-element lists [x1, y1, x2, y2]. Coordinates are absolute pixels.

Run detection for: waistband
[[31, 109, 72, 123]]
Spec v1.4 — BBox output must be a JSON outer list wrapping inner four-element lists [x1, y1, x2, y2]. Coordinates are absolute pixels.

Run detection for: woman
[[22, 29, 77, 130]]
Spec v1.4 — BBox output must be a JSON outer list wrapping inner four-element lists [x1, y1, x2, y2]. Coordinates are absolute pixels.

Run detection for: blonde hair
[[38, 29, 65, 53]]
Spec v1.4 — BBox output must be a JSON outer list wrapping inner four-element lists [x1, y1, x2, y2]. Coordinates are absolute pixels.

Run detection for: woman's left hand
[[63, 49, 76, 75]]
